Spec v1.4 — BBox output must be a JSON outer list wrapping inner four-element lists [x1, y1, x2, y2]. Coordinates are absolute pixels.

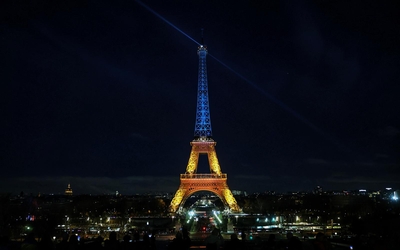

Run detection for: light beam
[[135, 0, 200, 46], [135, 0, 350, 153]]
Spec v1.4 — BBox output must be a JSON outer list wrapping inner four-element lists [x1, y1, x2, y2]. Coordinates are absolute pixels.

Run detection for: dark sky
[[1, 0, 399, 195]]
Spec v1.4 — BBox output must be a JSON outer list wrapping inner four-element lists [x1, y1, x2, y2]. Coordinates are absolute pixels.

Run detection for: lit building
[[65, 184, 73, 196]]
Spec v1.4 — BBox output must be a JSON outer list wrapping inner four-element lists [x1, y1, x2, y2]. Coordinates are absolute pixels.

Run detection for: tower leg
[[185, 148, 199, 174], [222, 188, 241, 213], [169, 185, 186, 212], [207, 145, 222, 175]]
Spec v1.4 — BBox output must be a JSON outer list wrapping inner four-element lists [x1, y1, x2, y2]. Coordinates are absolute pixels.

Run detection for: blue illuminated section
[[194, 45, 212, 138]]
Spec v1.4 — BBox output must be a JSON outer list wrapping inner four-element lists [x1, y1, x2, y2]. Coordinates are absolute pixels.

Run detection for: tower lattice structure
[[169, 45, 241, 213]]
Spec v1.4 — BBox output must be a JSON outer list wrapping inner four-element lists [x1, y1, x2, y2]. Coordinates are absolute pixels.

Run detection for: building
[[65, 184, 73, 196]]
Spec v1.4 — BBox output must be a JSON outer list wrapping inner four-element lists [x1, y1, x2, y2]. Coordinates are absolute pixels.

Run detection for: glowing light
[[392, 191, 398, 201], [213, 210, 222, 224]]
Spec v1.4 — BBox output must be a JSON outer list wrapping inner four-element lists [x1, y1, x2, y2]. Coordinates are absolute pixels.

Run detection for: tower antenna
[[201, 28, 204, 45]]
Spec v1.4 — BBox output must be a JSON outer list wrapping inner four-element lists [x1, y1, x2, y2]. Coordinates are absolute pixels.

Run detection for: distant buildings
[[232, 190, 247, 196], [314, 185, 323, 194]]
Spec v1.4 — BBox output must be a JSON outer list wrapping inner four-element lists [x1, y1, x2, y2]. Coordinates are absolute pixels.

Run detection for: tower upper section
[[194, 45, 213, 139]]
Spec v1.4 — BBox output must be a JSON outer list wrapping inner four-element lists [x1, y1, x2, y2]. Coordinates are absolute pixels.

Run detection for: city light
[[213, 210, 222, 224], [392, 191, 398, 201]]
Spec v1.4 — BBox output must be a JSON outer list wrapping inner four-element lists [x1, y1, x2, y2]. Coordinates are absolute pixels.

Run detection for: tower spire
[[194, 32, 212, 139], [201, 28, 204, 45]]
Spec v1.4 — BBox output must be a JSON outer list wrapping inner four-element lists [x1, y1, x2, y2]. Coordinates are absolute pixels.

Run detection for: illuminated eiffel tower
[[169, 42, 241, 213]]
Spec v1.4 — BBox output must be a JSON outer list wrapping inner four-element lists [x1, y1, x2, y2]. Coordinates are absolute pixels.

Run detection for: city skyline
[[1, 0, 399, 195]]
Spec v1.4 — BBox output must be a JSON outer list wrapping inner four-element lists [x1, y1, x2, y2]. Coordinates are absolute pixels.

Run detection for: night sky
[[1, 0, 399, 195]]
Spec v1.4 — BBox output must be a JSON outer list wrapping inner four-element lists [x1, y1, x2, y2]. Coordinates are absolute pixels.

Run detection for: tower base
[[169, 174, 241, 213], [169, 139, 241, 213]]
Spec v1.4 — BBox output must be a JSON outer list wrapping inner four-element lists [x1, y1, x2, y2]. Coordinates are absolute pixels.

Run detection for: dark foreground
[[3, 231, 400, 250]]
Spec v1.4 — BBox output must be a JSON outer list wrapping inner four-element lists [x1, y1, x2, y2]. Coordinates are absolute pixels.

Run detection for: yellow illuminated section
[[170, 186, 185, 213], [207, 144, 222, 175], [185, 142, 222, 175], [169, 139, 241, 213], [223, 188, 241, 212], [185, 147, 199, 174]]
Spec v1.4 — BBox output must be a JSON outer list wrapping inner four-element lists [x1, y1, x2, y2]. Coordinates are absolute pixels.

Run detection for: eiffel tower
[[169, 42, 241, 213]]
